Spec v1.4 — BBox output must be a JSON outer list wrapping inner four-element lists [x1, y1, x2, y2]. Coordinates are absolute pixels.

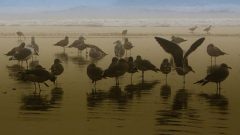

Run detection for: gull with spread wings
[[155, 37, 205, 85]]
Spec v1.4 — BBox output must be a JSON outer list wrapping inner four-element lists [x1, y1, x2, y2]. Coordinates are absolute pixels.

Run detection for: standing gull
[[155, 37, 205, 85], [29, 36, 39, 56], [207, 44, 227, 65], [194, 63, 231, 94], [160, 58, 171, 84], [51, 59, 64, 86], [9, 46, 38, 69], [21, 65, 56, 93], [204, 25, 212, 34], [54, 36, 69, 52], [87, 63, 104, 90], [69, 36, 87, 55], [16, 31, 25, 41], [189, 26, 198, 33], [127, 57, 138, 84], [114, 40, 125, 58], [124, 38, 134, 56], [134, 55, 159, 82], [5, 42, 25, 56]]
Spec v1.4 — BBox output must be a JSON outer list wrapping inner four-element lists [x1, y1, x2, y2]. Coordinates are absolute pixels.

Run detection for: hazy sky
[[0, 0, 239, 11]]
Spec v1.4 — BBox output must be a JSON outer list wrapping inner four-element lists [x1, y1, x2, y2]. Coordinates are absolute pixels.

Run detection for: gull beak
[[228, 66, 232, 69]]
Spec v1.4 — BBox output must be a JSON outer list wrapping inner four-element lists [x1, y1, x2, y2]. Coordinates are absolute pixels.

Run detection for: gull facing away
[[189, 26, 198, 33], [171, 36, 187, 44], [54, 36, 69, 52], [194, 63, 231, 94], [204, 25, 212, 34], [155, 37, 205, 85], [124, 38, 134, 56], [160, 58, 172, 84], [114, 40, 125, 58], [207, 44, 228, 65]]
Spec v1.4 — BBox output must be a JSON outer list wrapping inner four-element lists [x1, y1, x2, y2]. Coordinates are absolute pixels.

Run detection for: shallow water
[[0, 26, 239, 135]]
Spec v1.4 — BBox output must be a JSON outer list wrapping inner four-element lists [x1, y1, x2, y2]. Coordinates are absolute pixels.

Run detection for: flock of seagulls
[[189, 25, 212, 34], [4, 28, 230, 95]]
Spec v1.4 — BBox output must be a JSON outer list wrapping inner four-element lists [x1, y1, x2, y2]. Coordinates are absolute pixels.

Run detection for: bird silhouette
[[194, 63, 231, 94], [69, 36, 87, 55], [54, 36, 69, 52], [9, 46, 38, 69], [134, 55, 159, 82], [127, 57, 138, 84], [16, 31, 25, 41], [189, 26, 198, 33], [171, 36, 187, 44], [51, 59, 64, 86], [114, 40, 125, 58], [160, 58, 171, 84], [207, 44, 227, 66], [5, 42, 25, 56], [104, 58, 129, 86], [204, 25, 212, 34], [123, 38, 134, 56], [87, 63, 104, 91], [21, 65, 56, 93], [155, 36, 205, 85]]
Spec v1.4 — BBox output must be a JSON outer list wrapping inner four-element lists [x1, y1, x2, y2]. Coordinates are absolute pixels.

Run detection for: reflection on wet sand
[[7, 64, 25, 80], [160, 84, 171, 100], [20, 87, 64, 113], [55, 52, 69, 64]]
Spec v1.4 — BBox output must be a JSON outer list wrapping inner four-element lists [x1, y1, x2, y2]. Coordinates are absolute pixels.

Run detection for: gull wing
[[184, 37, 205, 59], [155, 37, 183, 68]]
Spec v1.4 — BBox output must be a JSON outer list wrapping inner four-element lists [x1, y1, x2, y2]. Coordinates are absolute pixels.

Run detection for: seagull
[[21, 65, 56, 93], [16, 31, 25, 41], [89, 47, 106, 60], [155, 36, 205, 84], [204, 25, 212, 34], [122, 29, 128, 40], [51, 59, 64, 86], [5, 42, 25, 56], [87, 63, 104, 90], [134, 55, 159, 82], [104, 58, 129, 86], [189, 26, 198, 33], [160, 58, 171, 83], [87, 44, 107, 57], [207, 44, 227, 65], [54, 36, 69, 52], [171, 36, 187, 44], [194, 63, 231, 94], [68, 36, 86, 55], [124, 38, 134, 56], [29, 36, 39, 56], [9, 46, 38, 69], [114, 40, 125, 58], [127, 57, 138, 84]]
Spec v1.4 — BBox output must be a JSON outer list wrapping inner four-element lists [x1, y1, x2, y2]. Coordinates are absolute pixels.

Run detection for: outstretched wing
[[184, 37, 205, 59], [155, 37, 183, 68]]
